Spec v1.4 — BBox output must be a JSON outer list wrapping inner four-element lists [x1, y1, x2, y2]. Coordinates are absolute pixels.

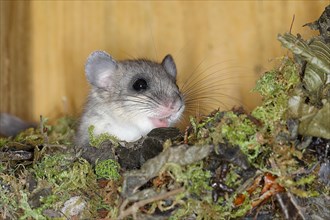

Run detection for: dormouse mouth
[[149, 116, 171, 128], [148, 103, 184, 128]]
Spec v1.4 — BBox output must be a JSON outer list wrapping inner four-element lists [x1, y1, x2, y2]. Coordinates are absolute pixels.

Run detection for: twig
[[118, 187, 185, 219], [289, 14, 295, 34], [40, 115, 49, 144], [184, 126, 189, 144]]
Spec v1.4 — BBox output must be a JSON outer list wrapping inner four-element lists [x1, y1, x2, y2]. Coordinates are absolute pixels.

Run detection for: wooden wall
[[1, 1, 32, 120], [0, 1, 328, 124]]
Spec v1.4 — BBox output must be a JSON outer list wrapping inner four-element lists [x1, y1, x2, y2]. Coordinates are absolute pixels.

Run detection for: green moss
[[224, 165, 242, 188], [0, 137, 9, 148], [171, 199, 226, 220], [33, 154, 72, 184], [0, 183, 19, 219], [95, 159, 121, 180], [88, 125, 119, 148], [220, 112, 261, 161], [252, 58, 299, 132], [14, 127, 44, 146], [172, 57, 309, 219], [191, 110, 262, 164], [60, 158, 96, 192], [253, 59, 299, 99], [254, 70, 284, 97], [49, 116, 76, 145], [279, 174, 319, 198], [34, 155, 96, 192], [185, 163, 212, 195], [28, 154, 98, 218], [3, 116, 75, 147], [163, 162, 212, 196], [295, 174, 317, 186], [19, 191, 46, 220], [164, 162, 231, 219], [0, 163, 4, 173]]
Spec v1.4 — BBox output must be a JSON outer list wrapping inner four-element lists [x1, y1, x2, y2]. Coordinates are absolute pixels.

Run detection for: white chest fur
[[88, 110, 154, 142]]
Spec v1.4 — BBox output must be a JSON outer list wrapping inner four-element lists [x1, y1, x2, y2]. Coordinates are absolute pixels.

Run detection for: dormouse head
[[85, 51, 185, 130]]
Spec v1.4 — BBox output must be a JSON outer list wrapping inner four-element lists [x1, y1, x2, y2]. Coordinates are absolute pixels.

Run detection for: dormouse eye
[[132, 78, 148, 92]]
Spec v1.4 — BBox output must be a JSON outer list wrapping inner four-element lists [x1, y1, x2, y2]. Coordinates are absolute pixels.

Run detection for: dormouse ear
[[162, 54, 177, 78], [85, 51, 117, 89]]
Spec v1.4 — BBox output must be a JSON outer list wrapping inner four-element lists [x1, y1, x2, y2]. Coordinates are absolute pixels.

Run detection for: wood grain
[[0, 1, 32, 121], [1, 1, 328, 124]]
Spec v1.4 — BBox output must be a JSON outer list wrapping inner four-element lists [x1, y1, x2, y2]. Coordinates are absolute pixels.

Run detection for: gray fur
[[85, 51, 117, 89], [162, 54, 177, 78], [75, 51, 184, 147], [0, 113, 36, 137]]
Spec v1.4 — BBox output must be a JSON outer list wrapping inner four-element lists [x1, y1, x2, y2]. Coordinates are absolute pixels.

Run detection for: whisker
[[183, 83, 240, 96], [179, 57, 209, 89], [180, 62, 240, 91], [181, 67, 247, 94]]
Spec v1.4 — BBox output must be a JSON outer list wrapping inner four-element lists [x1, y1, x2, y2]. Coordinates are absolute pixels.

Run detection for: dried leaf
[[122, 145, 213, 197], [288, 97, 330, 139], [278, 33, 330, 74]]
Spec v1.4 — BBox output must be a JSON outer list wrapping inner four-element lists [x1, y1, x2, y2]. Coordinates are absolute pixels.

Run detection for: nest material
[[0, 6, 329, 220]]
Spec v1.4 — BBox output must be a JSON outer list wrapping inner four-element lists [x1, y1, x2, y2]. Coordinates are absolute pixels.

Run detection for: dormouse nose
[[169, 93, 184, 111]]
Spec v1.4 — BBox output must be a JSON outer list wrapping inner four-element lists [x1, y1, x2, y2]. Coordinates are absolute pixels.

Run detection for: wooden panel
[[30, 1, 107, 120], [0, 1, 32, 120], [1, 1, 328, 123]]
